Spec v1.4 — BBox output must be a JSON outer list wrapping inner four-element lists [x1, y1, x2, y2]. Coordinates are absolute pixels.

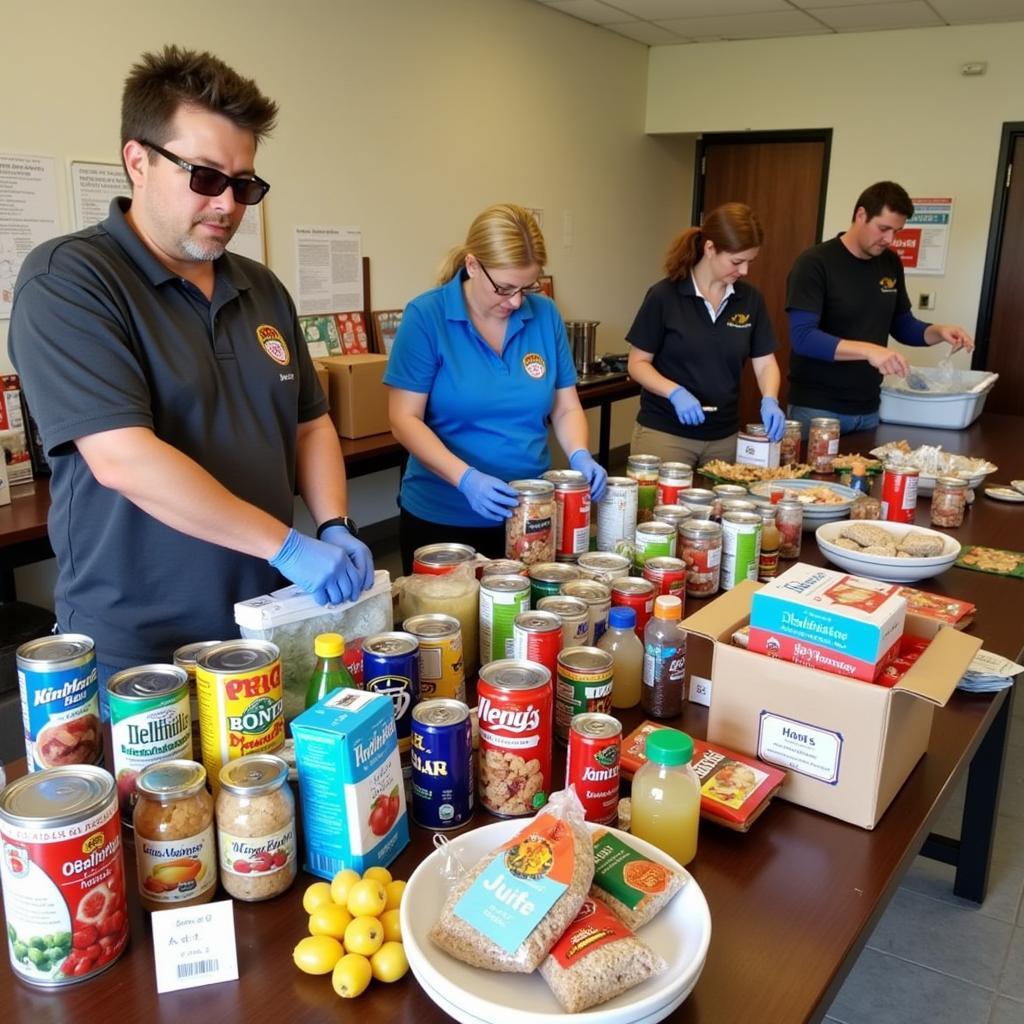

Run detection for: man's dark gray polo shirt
[[9, 198, 328, 666]]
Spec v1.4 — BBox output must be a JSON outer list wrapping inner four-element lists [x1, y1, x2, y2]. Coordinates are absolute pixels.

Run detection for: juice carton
[[291, 688, 409, 878]]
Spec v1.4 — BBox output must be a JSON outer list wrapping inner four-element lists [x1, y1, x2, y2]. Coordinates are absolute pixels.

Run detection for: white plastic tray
[[879, 369, 998, 429]]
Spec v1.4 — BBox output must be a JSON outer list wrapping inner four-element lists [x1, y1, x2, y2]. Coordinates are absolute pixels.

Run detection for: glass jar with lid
[[506, 479, 555, 565], [679, 519, 723, 597], [626, 454, 661, 523], [807, 417, 840, 474], [133, 759, 216, 911], [216, 753, 296, 901], [776, 497, 803, 559], [780, 421, 802, 467], [931, 475, 969, 528]]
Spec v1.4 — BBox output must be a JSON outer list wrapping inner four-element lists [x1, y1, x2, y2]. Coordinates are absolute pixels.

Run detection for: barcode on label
[[177, 958, 219, 979], [308, 853, 338, 876]]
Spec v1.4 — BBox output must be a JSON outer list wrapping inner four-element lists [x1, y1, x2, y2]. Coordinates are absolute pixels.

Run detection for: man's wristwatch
[[316, 516, 359, 539]]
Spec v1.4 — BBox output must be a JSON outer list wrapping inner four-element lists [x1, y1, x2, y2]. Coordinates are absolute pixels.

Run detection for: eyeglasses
[[139, 140, 271, 206], [476, 261, 543, 298]]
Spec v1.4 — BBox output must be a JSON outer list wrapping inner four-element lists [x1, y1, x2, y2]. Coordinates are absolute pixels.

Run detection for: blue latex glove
[[269, 528, 363, 606], [320, 524, 375, 593], [760, 396, 786, 443], [668, 386, 705, 427], [569, 448, 608, 503], [457, 468, 519, 521]]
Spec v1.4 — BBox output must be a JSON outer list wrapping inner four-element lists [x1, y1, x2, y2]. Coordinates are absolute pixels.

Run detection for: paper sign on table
[[151, 899, 239, 993]]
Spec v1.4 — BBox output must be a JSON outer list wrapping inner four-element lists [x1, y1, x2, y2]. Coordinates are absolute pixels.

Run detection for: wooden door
[[696, 134, 830, 429]]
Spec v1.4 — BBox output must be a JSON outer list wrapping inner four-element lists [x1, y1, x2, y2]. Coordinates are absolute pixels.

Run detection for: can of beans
[[173, 641, 222, 760], [362, 632, 421, 758], [512, 610, 563, 682], [610, 576, 656, 637], [477, 659, 553, 817], [596, 476, 638, 550], [480, 574, 532, 663], [542, 469, 591, 561], [0, 766, 129, 986], [721, 511, 763, 591], [476, 558, 527, 579], [561, 578, 612, 643], [680, 519, 723, 597], [576, 551, 631, 585], [656, 462, 694, 506], [528, 561, 580, 605], [537, 594, 590, 648], [643, 555, 688, 604], [107, 665, 192, 824], [413, 542, 477, 575], [633, 520, 677, 571], [411, 699, 473, 830], [554, 647, 614, 744], [402, 613, 465, 703], [566, 712, 621, 824], [881, 464, 919, 523]]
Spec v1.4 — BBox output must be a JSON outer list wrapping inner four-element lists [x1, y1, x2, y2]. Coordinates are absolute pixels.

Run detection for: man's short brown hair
[[852, 181, 914, 221]]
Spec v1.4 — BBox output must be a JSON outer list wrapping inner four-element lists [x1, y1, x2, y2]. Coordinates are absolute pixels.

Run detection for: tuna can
[[542, 468, 591, 561], [410, 699, 473, 830], [173, 640, 221, 760], [195, 640, 284, 794], [537, 594, 590, 649], [643, 555, 688, 604], [108, 664, 191, 824], [475, 557, 527, 579], [566, 712, 621, 824], [626, 454, 660, 524], [477, 659, 553, 817], [527, 561, 581, 605], [480, 573, 532, 663], [576, 550, 631, 585], [362, 632, 421, 758], [881, 464, 920, 523], [17, 634, 102, 773], [554, 647, 614, 744], [597, 475, 638, 550], [403, 613, 465, 703], [721, 511, 763, 591], [561, 578, 612, 643], [413, 542, 477, 575], [0, 766, 129, 986], [680, 519, 723, 597], [610, 576, 657, 637], [656, 462, 694, 506], [633, 519, 677, 571], [512, 610, 564, 682]]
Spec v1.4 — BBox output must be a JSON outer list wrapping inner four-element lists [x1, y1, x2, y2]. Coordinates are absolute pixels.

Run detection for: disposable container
[[879, 369, 998, 429]]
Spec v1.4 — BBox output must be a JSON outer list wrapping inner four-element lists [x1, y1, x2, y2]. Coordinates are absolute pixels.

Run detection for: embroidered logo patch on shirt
[[256, 324, 290, 365], [523, 353, 547, 379], [726, 312, 752, 329], [879, 277, 897, 293]]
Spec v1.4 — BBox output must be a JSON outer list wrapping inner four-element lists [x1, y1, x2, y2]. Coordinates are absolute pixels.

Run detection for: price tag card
[[151, 899, 239, 992]]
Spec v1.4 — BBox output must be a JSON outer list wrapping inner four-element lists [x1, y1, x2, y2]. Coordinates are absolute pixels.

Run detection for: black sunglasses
[[139, 140, 270, 206]]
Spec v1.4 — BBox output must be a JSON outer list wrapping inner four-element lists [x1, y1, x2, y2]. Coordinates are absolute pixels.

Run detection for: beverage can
[[512, 610, 563, 682], [561, 578, 612, 643], [566, 712, 621, 824], [402, 613, 465, 703], [362, 632, 421, 757], [410, 699, 473, 830], [537, 594, 590, 648]]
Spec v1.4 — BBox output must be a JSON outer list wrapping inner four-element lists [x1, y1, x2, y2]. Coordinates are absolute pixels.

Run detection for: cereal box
[[291, 688, 409, 878]]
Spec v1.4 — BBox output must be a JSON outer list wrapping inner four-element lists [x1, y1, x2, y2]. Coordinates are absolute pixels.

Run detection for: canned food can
[[627, 454, 660, 523], [362, 632, 421, 757], [683, 487, 716, 509], [576, 551, 631, 585], [475, 558, 527, 579], [554, 647, 614, 745], [477, 659, 553, 816], [537, 594, 590, 648], [413, 542, 477, 575], [610, 577, 657, 636], [881, 464, 919, 523], [403, 613, 465, 702], [680, 520, 723, 597], [566, 713, 621, 824], [542, 469, 591, 560], [561, 578, 612, 643], [108, 665, 191, 823], [652, 503, 692, 530], [17, 635, 102, 773], [411, 699, 473, 830], [721, 511, 762, 591], [480, 574, 532, 663], [633, 520, 677, 571], [173, 640, 222, 760], [512, 610, 563, 682], [643, 555, 688, 604], [0, 766, 129, 986], [527, 561, 580, 605], [596, 476, 638, 550], [718, 498, 759, 517], [656, 462, 693, 506], [196, 640, 284, 792]]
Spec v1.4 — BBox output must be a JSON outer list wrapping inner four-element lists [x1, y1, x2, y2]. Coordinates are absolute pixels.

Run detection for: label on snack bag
[[548, 896, 631, 969], [453, 812, 575, 953], [591, 829, 675, 911]]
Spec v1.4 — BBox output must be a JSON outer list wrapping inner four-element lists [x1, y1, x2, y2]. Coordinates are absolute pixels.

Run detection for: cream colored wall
[[647, 21, 1024, 368]]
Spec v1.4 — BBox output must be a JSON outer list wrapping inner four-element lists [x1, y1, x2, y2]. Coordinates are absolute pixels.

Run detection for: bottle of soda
[[641, 595, 687, 719], [304, 632, 357, 709]]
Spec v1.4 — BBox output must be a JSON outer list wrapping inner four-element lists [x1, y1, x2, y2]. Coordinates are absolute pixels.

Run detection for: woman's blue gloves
[[760, 397, 785, 442], [668, 386, 705, 426], [457, 468, 519, 521], [569, 449, 608, 503]]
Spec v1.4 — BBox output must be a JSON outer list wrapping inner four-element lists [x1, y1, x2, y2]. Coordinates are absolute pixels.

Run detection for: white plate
[[815, 520, 960, 583], [1011, 481, 1024, 496], [399, 820, 712, 1024], [749, 478, 858, 529], [985, 486, 1024, 503]]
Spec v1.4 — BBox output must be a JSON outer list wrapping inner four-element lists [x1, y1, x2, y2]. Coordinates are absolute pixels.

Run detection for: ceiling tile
[[608, 0, 790, 17], [656, 9, 831, 39], [541, 0, 638, 24], [606, 20, 693, 43], [929, 0, 1024, 23], [809, 1, 943, 30], [790, 0, 928, 8]]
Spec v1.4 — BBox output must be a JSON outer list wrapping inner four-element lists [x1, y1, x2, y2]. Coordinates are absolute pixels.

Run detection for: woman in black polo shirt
[[627, 202, 784, 467]]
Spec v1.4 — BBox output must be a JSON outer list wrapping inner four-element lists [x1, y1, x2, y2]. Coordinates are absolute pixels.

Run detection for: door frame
[[973, 120, 1024, 371]]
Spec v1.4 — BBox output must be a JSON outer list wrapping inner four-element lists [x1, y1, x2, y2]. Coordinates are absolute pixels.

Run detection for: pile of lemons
[[293, 865, 408, 998]]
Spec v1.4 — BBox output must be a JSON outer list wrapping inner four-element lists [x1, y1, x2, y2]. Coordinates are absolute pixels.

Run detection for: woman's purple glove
[[457, 467, 518, 521], [319, 525, 375, 593], [668, 386, 705, 427], [569, 449, 608, 503], [269, 528, 363, 606], [760, 396, 785, 443]]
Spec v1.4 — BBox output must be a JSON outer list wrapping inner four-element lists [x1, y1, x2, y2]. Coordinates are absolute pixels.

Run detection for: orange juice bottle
[[630, 729, 700, 866]]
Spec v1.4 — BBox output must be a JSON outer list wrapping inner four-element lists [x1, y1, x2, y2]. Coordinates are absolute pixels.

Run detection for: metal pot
[[564, 320, 601, 375]]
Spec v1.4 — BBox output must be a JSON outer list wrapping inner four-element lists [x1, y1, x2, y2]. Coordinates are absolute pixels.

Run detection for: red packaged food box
[[897, 587, 975, 628], [620, 721, 786, 832], [875, 635, 932, 689]]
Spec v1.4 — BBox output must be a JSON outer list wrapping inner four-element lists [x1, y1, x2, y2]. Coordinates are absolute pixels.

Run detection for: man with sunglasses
[[9, 46, 373, 700]]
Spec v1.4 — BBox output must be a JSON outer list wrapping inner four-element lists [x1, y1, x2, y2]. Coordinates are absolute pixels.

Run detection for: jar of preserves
[[807, 418, 840, 474], [850, 495, 882, 520], [133, 759, 216, 911], [216, 754, 296, 901], [626, 454, 660, 523], [679, 520, 722, 598], [931, 475, 968, 528], [780, 420, 802, 466], [776, 497, 803, 559], [506, 479, 555, 565]]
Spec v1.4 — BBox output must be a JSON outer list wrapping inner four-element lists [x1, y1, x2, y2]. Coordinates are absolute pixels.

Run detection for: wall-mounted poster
[[335, 312, 369, 354], [893, 196, 952, 276]]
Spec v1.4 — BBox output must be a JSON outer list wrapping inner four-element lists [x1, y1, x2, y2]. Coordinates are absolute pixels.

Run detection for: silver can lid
[[610, 576, 656, 595], [602, 475, 638, 490], [16, 634, 94, 670], [173, 640, 222, 669], [560, 580, 611, 603], [402, 613, 462, 639], [480, 659, 552, 690], [218, 754, 289, 796], [412, 698, 470, 727], [108, 664, 189, 700], [527, 562, 581, 584], [541, 469, 588, 490], [557, 646, 614, 673], [681, 520, 723, 539], [0, 765, 113, 828], [197, 639, 279, 674], [570, 712, 622, 740], [537, 595, 589, 618], [514, 610, 563, 633], [482, 573, 532, 594], [364, 631, 419, 656], [136, 759, 207, 801], [413, 542, 477, 566]]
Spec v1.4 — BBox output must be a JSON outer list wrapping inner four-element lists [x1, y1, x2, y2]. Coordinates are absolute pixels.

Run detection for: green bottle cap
[[314, 632, 345, 658], [645, 729, 694, 766]]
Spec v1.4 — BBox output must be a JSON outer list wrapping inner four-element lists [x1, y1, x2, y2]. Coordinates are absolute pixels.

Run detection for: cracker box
[[748, 562, 906, 682], [291, 688, 409, 877], [735, 430, 780, 469]]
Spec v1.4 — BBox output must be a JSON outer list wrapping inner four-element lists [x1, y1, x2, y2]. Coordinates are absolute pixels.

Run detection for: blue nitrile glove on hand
[[569, 448, 608, 503], [760, 396, 785, 443], [319, 525, 375, 593], [269, 528, 363, 606], [457, 467, 519, 521], [668, 386, 705, 427]]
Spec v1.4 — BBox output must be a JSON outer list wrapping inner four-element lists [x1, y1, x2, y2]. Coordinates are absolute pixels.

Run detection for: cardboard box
[[312, 360, 330, 408], [684, 580, 981, 829], [736, 431, 780, 468], [0, 454, 10, 507], [320, 354, 390, 438]]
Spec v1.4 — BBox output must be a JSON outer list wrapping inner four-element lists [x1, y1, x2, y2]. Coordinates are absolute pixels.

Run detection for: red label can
[[610, 577, 656, 638], [643, 556, 688, 608], [512, 611, 563, 684], [543, 470, 591, 561], [476, 659, 553, 817], [566, 712, 621, 824], [412, 543, 477, 575], [881, 465, 919, 523]]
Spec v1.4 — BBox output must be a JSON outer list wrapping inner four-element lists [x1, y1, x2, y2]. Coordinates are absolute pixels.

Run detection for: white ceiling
[[534, 0, 1024, 45]]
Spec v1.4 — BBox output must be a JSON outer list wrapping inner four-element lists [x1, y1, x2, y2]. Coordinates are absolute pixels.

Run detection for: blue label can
[[410, 698, 473, 830], [362, 632, 420, 756], [16, 634, 102, 772]]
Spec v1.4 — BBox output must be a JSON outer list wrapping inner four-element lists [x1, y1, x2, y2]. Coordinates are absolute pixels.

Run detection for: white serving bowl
[[749, 478, 858, 529], [917, 468, 995, 494], [815, 520, 960, 583]]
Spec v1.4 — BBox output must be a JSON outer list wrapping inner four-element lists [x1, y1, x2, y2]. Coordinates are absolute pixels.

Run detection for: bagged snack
[[590, 827, 685, 930], [429, 787, 594, 972], [539, 895, 667, 1013]]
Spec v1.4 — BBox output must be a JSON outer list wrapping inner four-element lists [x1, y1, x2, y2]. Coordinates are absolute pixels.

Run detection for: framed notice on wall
[[893, 196, 952, 276]]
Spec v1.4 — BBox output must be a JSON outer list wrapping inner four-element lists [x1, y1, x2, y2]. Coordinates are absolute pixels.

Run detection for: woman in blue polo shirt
[[385, 203, 607, 571], [627, 202, 785, 468]]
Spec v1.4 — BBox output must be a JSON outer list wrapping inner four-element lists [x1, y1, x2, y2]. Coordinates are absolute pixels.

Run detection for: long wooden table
[[0, 414, 1020, 1024]]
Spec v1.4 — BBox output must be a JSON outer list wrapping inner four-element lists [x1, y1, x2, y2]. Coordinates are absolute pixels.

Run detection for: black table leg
[[598, 400, 611, 467]]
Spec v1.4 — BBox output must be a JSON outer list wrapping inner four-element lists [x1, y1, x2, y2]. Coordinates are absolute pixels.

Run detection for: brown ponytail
[[664, 203, 765, 281]]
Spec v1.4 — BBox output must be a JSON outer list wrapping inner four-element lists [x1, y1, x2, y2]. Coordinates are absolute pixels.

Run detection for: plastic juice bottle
[[598, 606, 644, 709], [304, 632, 357, 708], [849, 460, 871, 496], [630, 729, 700, 866], [758, 507, 781, 581], [641, 595, 687, 719]]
